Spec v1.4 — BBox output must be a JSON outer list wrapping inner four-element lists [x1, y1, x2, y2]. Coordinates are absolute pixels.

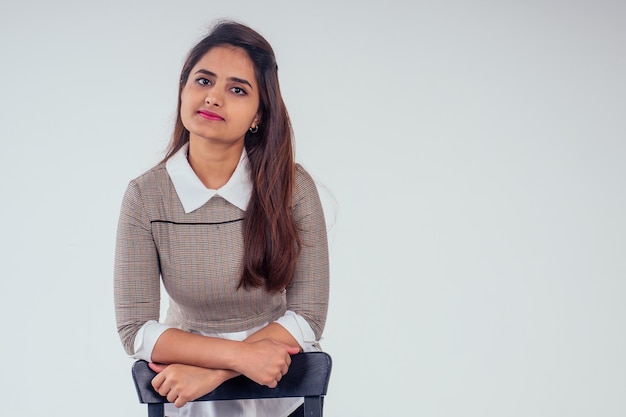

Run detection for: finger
[[157, 382, 171, 397], [151, 373, 165, 391], [287, 346, 300, 355], [174, 396, 188, 408], [149, 362, 169, 373], [154, 377, 171, 397], [166, 390, 178, 403]]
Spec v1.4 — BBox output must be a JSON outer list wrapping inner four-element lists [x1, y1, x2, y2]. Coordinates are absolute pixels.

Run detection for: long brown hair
[[162, 21, 300, 292]]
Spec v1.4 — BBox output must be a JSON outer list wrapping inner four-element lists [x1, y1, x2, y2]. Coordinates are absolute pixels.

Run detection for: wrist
[[212, 367, 239, 387], [226, 340, 249, 374], [219, 368, 240, 380]]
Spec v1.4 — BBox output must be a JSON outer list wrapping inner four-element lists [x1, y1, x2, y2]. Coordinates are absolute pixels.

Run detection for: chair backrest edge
[[131, 351, 332, 404]]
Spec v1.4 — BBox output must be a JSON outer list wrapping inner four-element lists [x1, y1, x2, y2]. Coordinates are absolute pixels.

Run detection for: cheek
[[179, 108, 195, 134], [179, 92, 194, 124], [180, 90, 191, 110]]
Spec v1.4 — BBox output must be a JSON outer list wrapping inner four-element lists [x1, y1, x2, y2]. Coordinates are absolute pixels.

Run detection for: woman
[[114, 21, 329, 417]]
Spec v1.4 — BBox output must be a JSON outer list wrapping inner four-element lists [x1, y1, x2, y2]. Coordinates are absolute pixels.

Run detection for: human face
[[180, 46, 261, 147]]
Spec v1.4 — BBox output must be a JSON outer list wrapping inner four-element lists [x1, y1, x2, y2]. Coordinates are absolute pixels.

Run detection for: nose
[[205, 89, 222, 106]]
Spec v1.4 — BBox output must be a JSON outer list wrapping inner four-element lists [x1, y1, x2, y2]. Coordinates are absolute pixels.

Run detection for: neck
[[187, 137, 244, 190]]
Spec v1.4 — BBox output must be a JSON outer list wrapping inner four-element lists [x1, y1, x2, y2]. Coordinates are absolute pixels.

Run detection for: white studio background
[[1, 1, 625, 416]]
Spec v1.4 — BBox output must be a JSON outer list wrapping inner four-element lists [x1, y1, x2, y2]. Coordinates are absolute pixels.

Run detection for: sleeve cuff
[[133, 320, 172, 361], [274, 310, 320, 352]]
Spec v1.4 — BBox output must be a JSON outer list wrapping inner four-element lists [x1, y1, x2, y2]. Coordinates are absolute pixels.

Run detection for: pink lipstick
[[197, 110, 225, 121]]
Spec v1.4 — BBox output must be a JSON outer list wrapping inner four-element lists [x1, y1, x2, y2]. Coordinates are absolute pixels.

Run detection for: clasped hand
[[149, 338, 300, 408]]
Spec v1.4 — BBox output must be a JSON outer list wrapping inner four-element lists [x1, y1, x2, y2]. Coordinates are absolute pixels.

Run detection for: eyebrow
[[193, 69, 253, 89]]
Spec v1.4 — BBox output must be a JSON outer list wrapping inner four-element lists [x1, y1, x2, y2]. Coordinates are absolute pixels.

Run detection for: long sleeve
[[286, 167, 330, 340], [114, 180, 162, 356], [274, 310, 319, 352]]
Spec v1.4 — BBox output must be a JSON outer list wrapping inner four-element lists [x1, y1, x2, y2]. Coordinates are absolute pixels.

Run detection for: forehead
[[192, 46, 256, 80]]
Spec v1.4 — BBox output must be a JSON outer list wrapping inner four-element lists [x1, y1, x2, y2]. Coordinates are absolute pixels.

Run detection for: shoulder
[[125, 163, 170, 195], [121, 163, 171, 206], [293, 163, 323, 205], [294, 163, 319, 196], [131, 163, 168, 187], [295, 163, 317, 189]]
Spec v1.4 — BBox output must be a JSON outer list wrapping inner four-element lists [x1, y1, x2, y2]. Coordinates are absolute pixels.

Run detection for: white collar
[[165, 143, 252, 213]]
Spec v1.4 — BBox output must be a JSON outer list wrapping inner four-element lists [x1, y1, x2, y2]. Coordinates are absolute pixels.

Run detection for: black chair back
[[132, 352, 332, 417]]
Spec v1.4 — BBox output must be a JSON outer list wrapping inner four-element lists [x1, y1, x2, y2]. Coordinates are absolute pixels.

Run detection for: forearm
[[244, 322, 300, 350], [192, 324, 298, 381], [151, 328, 243, 370], [151, 327, 297, 387]]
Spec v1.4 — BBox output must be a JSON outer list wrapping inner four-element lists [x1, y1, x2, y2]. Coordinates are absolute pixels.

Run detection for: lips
[[197, 109, 225, 121]]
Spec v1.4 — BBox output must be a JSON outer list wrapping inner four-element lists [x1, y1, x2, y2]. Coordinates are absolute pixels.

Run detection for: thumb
[[148, 362, 169, 373], [287, 346, 301, 355]]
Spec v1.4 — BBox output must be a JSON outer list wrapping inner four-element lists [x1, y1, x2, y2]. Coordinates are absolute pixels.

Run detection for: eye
[[231, 86, 247, 95], [196, 77, 211, 86]]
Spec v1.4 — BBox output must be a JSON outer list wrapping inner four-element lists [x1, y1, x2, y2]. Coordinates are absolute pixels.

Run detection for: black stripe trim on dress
[[150, 218, 244, 226]]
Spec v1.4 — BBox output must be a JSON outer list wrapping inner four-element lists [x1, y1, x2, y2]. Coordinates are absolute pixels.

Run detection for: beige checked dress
[[114, 148, 329, 417]]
